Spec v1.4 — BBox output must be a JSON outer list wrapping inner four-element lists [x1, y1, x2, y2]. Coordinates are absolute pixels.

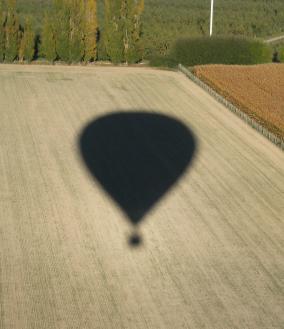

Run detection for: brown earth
[[194, 64, 284, 139], [0, 64, 283, 329]]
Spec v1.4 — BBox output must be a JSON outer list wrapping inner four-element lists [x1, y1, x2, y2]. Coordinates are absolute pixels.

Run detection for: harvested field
[[194, 64, 284, 139], [0, 65, 283, 329]]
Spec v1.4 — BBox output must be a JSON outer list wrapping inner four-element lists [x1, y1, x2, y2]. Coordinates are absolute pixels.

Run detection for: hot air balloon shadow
[[79, 111, 197, 247]]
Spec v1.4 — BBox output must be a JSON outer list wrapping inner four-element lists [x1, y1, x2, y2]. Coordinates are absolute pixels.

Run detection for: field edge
[[178, 64, 284, 151]]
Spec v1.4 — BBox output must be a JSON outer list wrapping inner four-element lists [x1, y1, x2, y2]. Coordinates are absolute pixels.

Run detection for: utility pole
[[210, 0, 214, 36]]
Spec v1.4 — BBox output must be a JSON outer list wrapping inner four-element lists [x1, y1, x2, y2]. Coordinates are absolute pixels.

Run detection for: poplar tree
[[69, 0, 85, 62], [41, 0, 99, 63], [5, 0, 20, 62], [122, 0, 144, 63], [41, 13, 57, 62], [84, 0, 98, 62], [0, 2, 5, 62], [104, 0, 144, 64], [19, 17, 35, 62], [53, 0, 70, 62], [104, 0, 124, 63]]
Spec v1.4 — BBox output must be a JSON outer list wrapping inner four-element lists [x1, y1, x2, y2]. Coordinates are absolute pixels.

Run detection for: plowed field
[[0, 65, 283, 329], [194, 64, 284, 139]]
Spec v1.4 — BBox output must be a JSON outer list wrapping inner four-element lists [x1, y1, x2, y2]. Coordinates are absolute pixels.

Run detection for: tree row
[[0, 0, 34, 62], [0, 0, 144, 64]]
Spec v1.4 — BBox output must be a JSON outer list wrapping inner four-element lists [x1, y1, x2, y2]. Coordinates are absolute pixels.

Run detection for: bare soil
[[194, 63, 284, 139], [0, 64, 283, 329]]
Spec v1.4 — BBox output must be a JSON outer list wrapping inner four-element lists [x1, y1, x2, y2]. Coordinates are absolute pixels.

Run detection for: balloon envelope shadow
[[79, 111, 197, 246]]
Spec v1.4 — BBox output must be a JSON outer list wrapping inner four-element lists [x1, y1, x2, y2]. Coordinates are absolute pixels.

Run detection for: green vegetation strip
[[11, 0, 284, 61], [178, 64, 284, 151]]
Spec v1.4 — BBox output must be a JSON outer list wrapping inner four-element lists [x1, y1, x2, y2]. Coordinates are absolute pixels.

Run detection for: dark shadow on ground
[[79, 111, 197, 246]]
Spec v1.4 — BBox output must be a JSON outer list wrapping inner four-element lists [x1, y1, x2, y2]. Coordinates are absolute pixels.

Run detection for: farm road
[[0, 65, 283, 329], [265, 34, 284, 43]]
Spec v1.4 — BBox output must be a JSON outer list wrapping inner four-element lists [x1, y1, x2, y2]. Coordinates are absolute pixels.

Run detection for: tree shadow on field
[[79, 111, 197, 247]]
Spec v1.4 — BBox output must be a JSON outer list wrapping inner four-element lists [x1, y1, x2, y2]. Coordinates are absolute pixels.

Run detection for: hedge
[[153, 36, 273, 67], [149, 55, 178, 68]]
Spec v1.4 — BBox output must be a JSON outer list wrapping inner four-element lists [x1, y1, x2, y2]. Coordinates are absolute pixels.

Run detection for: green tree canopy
[[84, 0, 98, 62], [0, 1, 6, 62], [104, 0, 144, 64], [4, 0, 20, 62], [19, 16, 35, 62], [41, 12, 57, 62]]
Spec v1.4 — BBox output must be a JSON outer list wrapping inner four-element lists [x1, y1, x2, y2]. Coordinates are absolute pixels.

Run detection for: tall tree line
[[41, 0, 98, 63], [0, 0, 35, 62], [0, 0, 145, 64]]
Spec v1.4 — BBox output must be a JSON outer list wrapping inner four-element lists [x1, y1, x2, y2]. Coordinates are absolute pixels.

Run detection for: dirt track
[[0, 65, 283, 329]]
